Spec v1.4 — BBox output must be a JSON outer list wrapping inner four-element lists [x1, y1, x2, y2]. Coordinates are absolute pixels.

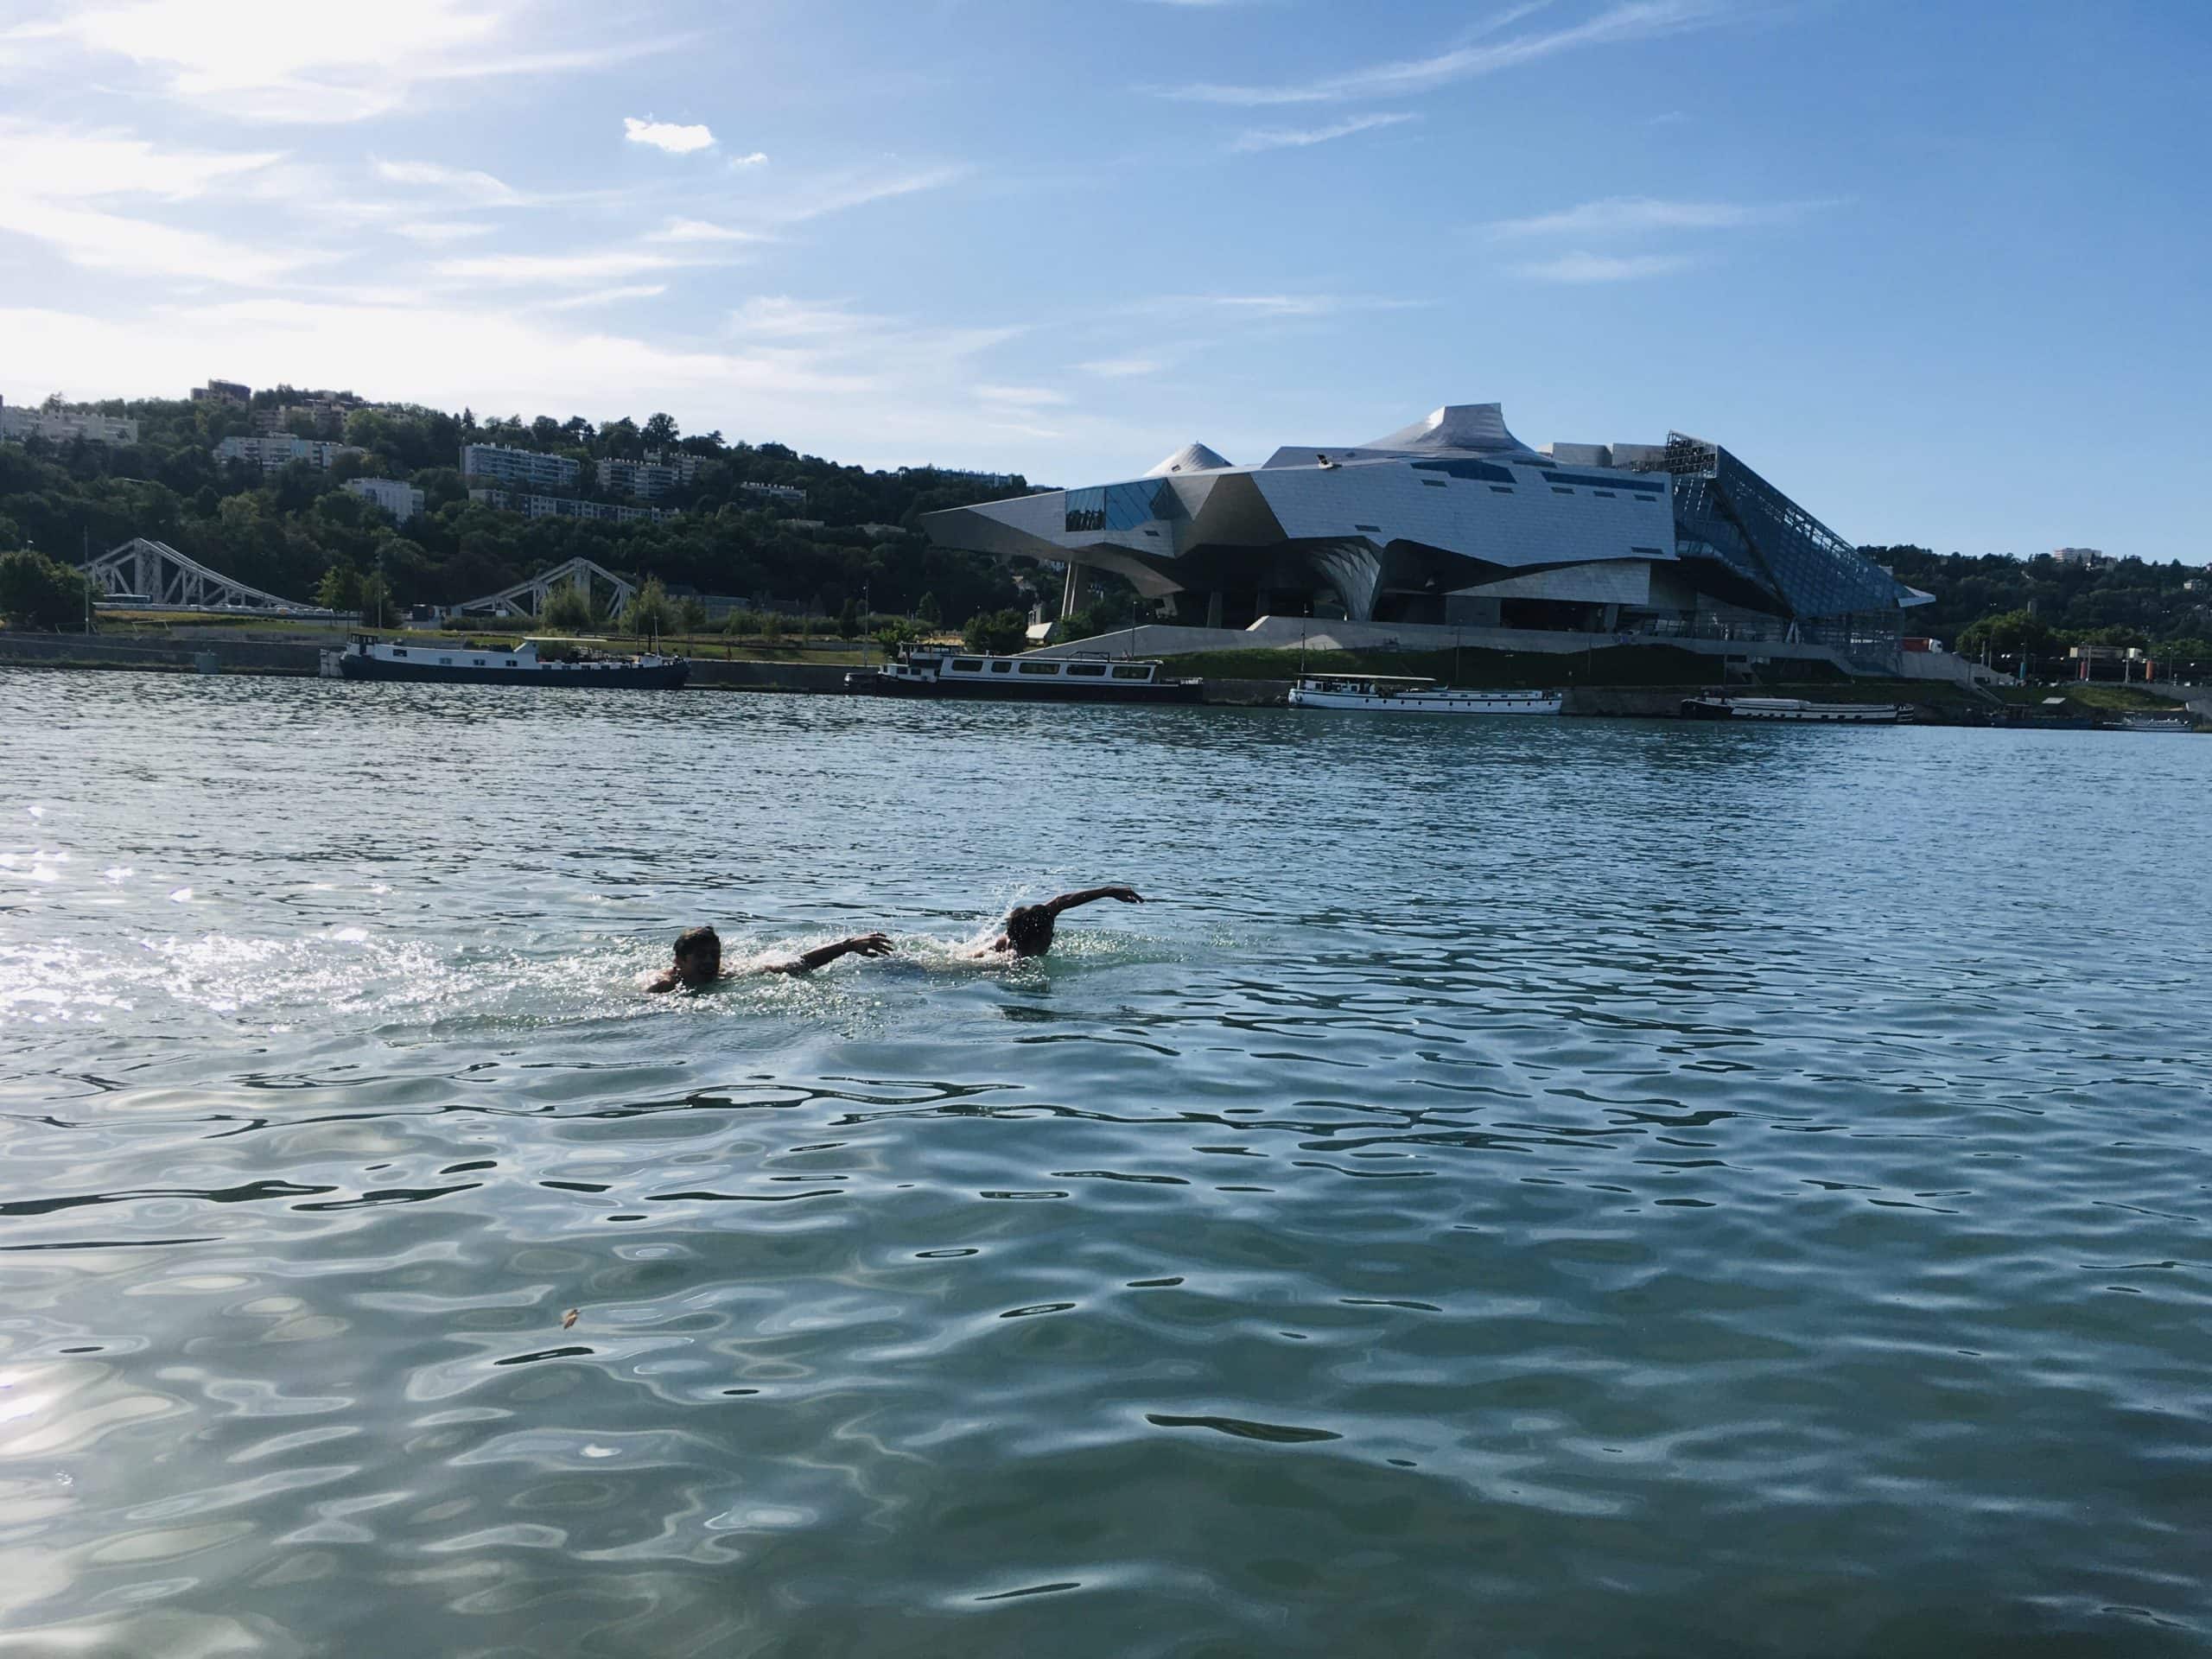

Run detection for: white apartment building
[[467, 487, 667, 525], [460, 443, 579, 491], [345, 477, 427, 524], [595, 449, 702, 499], [0, 399, 140, 445], [214, 435, 365, 473], [740, 480, 807, 508]]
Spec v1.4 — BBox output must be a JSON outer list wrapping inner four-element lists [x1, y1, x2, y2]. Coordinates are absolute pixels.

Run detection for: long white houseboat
[[330, 635, 689, 689], [845, 648, 1203, 703], [1288, 673, 1563, 715], [1681, 694, 1904, 723]]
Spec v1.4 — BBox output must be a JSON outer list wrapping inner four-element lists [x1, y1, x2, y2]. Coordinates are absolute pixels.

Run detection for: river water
[[1, 670, 2207, 1656]]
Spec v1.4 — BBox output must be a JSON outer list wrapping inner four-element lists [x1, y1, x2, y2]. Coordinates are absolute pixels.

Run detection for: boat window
[[439, 657, 453, 665], [474, 658, 486, 665], [1109, 664, 1153, 680], [1065, 663, 1108, 677], [1018, 661, 1061, 675], [1490, 485, 1513, 493], [391, 648, 407, 658], [507, 659, 517, 667], [990, 661, 1014, 672], [950, 658, 984, 672]]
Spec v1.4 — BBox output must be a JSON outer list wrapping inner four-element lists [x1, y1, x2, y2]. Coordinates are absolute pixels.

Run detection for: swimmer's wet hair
[[1005, 906, 1052, 955], [674, 925, 721, 966]]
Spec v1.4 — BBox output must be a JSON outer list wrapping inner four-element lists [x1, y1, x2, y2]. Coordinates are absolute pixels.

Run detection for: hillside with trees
[[1866, 545, 2212, 672], [0, 390, 1038, 626]]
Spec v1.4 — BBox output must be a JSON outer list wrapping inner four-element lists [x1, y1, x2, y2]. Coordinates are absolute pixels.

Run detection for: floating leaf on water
[[562, 1307, 579, 1329]]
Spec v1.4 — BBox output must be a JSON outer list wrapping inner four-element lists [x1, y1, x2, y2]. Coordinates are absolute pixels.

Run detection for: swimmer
[[969, 886, 1144, 959], [643, 925, 893, 993]]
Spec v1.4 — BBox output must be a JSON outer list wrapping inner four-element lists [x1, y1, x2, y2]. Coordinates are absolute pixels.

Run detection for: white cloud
[[730, 151, 769, 168], [1230, 111, 1417, 152], [0, 122, 282, 199], [372, 159, 520, 207], [771, 164, 970, 223], [1153, 0, 1724, 105], [538, 284, 668, 311], [974, 385, 1071, 408], [390, 220, 496, 243], [625, 117, 715, 155], [1078, 355, 1165, 378], [26, 0, 676, 122], [1487, 195, 1821, 238], [651, 218, 766, 243], [1510, 251, 1694, 283], [433, 250, 704, 287], [1148, 293, 1426, 319]]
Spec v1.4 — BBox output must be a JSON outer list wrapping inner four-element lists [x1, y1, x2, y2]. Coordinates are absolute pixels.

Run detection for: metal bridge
[[79, 538, 333, 616], [449, 556, 637, 620]]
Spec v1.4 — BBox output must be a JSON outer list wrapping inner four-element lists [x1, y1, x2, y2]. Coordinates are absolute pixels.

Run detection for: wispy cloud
[[538, 284, 669, 311], [1230, 111, 1417, 152], [1135, 293, 1427, 319], [1151, 0, 1724, 105], [974, 385, 1071, 408], [729, 151, 769, 168], [1078, 355, 1166, 378], [372, 158, 520, 206], [771, 164, 971, 223], [651, 217, 768, 243], [390, 219, 496, 243], [1510, 251, 1694, 283], [624, 116, 715, 155], [1487, 195, 1826, 238], [22, 0, 682, 122], [433, 250, 704, 287]]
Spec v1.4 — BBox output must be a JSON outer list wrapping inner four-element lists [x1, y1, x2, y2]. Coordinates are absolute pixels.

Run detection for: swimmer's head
[[671, 925, 721, 985], [1004, 905, 1053, 957]]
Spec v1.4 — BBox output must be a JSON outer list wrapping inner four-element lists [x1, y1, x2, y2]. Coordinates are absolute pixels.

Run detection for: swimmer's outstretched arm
[[764, 932, 896, 976], [1041, 886, 1143, 915]]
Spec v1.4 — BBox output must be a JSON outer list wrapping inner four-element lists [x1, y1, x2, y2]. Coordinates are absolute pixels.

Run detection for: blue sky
[[2, 0, 2206, 561]]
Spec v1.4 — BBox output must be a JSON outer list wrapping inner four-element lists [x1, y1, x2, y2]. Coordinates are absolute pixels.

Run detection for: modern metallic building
[[921, 404, 1920, 648]]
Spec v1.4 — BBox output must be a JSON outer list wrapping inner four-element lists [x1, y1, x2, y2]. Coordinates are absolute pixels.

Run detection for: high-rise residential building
[[460, 443, 579, 491], [467, 487, 667, 524], [2052, 547, 2107, 566], [191, 378, 251, 404], [740, 480, 807, 509], [595, 448, 702, 499], [0, 398, 139, 445], [215, 435, 366, 474], [345, 477, 427, 524]]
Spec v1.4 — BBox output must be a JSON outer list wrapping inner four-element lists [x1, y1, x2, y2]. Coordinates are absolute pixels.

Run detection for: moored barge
[[332, 635, 688, 689], [845, 648, 1202, 703]]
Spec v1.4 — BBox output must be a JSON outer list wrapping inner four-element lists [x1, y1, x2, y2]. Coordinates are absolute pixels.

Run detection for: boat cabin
[[886, 649, 1173, 687]]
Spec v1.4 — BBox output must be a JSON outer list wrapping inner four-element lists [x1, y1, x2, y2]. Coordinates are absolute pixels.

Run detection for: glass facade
[[1648, 435, 1904, 621], [1065, 479, 1183, 536]]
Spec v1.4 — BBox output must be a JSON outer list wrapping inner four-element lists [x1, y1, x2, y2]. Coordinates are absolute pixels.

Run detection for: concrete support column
[[1059, 561, 1087, 620], [1205, 590, 1224, 629]]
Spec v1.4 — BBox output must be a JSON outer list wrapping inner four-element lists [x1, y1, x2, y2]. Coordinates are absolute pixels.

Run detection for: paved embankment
[[0, 632, 321, 675]]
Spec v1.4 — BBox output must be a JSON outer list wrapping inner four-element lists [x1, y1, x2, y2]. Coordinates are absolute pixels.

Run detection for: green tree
[[836, 596, 861, 639], [315, 564, 365, 613], [963, 608, 1029, 654], [760, 610, 785, 644], [643, 412, 680, 450], [358, 571, 395, 628], [916, 590, 941, 626], [626, 576, 675, 639], [543, 581, 594, 632], [0, 548, 94, 630], [677, 595, 708, 634]]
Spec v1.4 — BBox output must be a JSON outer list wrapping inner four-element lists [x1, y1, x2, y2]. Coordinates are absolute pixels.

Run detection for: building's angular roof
[[1144, 442, 1234, 478], [1359, 403, 1537, 459]]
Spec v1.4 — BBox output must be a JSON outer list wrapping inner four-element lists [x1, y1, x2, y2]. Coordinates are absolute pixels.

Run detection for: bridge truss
[[449, 556, 638, 620], [79, 538, 328, 615]]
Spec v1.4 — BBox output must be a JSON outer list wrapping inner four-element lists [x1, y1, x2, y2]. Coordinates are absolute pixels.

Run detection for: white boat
[[2117, 712, 2194, 733], [1681, 695, 1903, 723], [1288, 673, 1562, 715], [845, 648, 1203, 703]]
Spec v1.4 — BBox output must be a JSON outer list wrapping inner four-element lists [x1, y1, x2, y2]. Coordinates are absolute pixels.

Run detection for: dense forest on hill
[[1867, 545, 2212, 664], [0, 390, 1037, 622]]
